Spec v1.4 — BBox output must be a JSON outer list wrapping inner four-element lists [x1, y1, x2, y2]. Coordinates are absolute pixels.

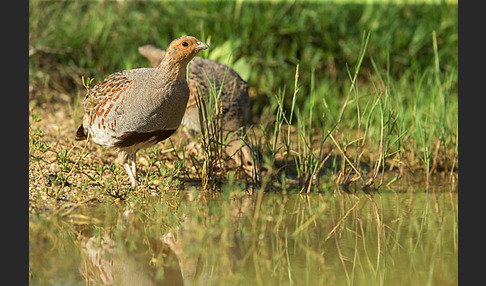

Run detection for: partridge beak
[[195, 41, 209, 50]]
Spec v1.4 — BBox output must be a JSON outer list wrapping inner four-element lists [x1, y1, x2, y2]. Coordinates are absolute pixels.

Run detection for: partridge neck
[[155, 56, 189, 82]]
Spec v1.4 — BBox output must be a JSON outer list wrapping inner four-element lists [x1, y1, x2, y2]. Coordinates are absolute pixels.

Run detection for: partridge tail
[[75, 124, 87, 141]]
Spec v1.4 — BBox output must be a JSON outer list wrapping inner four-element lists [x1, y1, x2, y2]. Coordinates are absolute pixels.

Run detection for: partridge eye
[[182, 41, 189, 47]]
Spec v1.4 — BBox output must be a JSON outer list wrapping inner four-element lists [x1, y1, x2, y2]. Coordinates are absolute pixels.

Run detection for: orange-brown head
[[164, 36, 209, 65]]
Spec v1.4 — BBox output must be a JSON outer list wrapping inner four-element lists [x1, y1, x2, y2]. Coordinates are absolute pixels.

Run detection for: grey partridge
[[138, 44, 260, 182], [75, 36, 209, 187]]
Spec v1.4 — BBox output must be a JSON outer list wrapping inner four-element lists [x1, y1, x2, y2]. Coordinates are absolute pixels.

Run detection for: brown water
[[29, 189, 457, 285]]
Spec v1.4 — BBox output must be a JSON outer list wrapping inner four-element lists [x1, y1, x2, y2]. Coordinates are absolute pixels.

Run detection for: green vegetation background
[[29, 0, 458, 179]]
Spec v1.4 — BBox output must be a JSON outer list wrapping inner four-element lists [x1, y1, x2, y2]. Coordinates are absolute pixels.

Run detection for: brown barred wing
[[83, 72, 133, 132]]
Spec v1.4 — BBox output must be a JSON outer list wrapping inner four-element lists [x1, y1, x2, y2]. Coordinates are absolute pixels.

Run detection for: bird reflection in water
[[76, 194, 252, 285]]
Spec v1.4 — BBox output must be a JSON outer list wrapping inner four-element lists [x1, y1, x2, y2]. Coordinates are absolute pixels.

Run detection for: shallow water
[[29, 189, 457, 285]]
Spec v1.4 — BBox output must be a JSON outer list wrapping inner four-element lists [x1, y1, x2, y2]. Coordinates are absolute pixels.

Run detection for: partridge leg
[[123, 163, 137, 187], [131, 153, 137, 181], [123, 154, 138, 187]]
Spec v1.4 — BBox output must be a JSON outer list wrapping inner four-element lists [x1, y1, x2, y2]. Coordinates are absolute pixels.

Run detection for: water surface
[[29, 189, 458, 285]]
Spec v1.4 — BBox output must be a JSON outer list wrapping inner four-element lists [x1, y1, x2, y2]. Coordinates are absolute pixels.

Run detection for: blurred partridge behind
[[138, 44, 260, 181], [75, 36, 209, 187]]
